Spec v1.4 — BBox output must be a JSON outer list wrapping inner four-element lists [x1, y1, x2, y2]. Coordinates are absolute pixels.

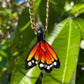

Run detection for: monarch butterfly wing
[[45, 41, 60, 68], [25, 42, 39, 70], [38, 40, 60, 72]]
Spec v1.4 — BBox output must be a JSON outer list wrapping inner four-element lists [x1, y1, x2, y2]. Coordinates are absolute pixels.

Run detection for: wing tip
[[25, 67, 28, 70], [54, 60, 60, 68], [25, 62, 29, 70]]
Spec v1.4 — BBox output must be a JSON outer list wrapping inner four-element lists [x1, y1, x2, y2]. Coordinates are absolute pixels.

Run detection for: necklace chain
[[28, 0, 50, 34], [45, 0, 49, 33], [28, 0, 37, 31]]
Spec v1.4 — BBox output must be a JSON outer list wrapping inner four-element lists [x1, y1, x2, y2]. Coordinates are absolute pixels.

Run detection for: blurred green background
[[0, 0, 84, 84]]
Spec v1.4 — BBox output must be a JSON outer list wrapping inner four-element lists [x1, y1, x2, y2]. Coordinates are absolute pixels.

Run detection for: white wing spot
[[35, 61, 38, 64], [53, 62, 57, 66], [39, 63, 44, 68], [50, 64, 53, 68], [47, 66, 50, 70], [32, 60, 34, 63], [28, 62, 32, 66]]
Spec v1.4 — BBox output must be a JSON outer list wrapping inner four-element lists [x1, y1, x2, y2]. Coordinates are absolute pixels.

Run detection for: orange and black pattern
[[25, 40, 60, 72]]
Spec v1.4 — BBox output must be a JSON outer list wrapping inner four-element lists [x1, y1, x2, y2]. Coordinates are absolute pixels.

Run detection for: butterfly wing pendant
[[25, 27, 60, 72]]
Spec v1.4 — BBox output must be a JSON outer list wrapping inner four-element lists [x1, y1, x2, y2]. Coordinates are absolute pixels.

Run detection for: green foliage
[[74, 18, 84, 40], [0, 0, 84, 84], [43, 18, 80, 84]]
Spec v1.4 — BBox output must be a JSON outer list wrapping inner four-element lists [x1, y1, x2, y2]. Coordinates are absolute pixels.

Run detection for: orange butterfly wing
[[38, 41, 60, 72], [25, 40, 60, 72], [25, 42, 40, 69]]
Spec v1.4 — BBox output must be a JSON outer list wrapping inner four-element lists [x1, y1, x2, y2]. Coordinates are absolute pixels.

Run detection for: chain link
[[28, 0, 49, 34], [28, 0, 37, 34], [45, 0, 49, 33]]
